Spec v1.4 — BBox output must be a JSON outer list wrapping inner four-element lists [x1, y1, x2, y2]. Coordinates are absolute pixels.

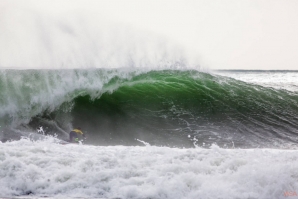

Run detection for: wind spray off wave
[[0, 1, 196, 69]]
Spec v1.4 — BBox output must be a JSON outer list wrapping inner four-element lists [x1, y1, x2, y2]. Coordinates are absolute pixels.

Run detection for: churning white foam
[[0, 138, 297, 199]]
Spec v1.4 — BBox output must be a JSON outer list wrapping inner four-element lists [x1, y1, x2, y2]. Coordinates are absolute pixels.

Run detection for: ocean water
[[0, 69, 298, 199], [1, 3, 298, 198]]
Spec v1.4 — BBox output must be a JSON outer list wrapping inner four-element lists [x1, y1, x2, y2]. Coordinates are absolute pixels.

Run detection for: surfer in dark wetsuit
[[69, 127, 85, 143]]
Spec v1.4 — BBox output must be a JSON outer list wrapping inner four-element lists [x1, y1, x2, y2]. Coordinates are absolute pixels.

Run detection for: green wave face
[[1, 69, 298, 148]]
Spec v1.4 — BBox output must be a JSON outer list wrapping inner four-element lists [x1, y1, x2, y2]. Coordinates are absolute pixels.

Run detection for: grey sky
[[2, 0, 298, 70]]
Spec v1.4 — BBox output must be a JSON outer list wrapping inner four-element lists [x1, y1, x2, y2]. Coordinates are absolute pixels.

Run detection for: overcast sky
[[2, 0, 298, 70]]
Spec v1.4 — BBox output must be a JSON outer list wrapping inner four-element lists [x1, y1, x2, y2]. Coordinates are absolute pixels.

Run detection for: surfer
[[69, 127, 85, 143]]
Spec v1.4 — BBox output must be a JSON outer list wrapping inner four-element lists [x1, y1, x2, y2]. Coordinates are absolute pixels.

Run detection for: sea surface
[[0, 69, 298, 199]]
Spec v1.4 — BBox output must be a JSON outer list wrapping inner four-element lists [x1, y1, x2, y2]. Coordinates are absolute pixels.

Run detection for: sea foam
[[0, 138, 297, 199]]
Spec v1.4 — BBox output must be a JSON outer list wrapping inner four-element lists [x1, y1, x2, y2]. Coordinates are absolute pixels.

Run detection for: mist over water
[[0, 1, 197, 70]]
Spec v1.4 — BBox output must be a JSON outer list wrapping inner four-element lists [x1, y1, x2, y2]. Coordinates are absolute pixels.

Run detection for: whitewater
[[1, 2, 298, 199], [1, 137, 298, 199]]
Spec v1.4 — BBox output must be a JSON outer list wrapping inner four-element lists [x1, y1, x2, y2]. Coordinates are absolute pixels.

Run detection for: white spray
[[0, 1, 198, 70]]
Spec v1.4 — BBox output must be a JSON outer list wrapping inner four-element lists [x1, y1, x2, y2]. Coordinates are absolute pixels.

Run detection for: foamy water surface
[[0, 137, 297, 199]]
